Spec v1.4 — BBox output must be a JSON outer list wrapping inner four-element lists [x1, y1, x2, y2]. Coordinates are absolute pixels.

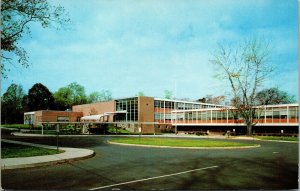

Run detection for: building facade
[[24, 96, 299, 134], [24, 110, 83, 125]]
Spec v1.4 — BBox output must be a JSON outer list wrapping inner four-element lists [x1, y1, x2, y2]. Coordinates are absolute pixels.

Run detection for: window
[[155, 113, 161, 120], [289, 108, 298, 119], [115, 97, 138, 122], [37, 116, 42, 122], [57, 116, 69, 122], [177, 102, 184, 110], [154, 100, 160, 107], [273, 111, 280, 118]]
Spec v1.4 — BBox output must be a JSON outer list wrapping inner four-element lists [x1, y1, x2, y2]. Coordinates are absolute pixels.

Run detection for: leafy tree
[[99, 90, 112, 102], [256, 87, 296, 105], [87, 90, 113, 103], [164, 90, 173, 99], [68, 82, 87, 105], [210, 37, 273, 135], [26, 83, 55, 111], [53, 87, 73, 110], [53, 82, 87, 109], [87, 92, 102, 103], [1, 83, 26, 123], [135, 91, 145, 97], [1, 0, 70, 76]]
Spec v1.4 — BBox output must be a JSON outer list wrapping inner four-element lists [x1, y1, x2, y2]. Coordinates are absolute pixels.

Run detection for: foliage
[[1, 83, 25, 123], [135, 91, 145, 97], [210, 37, 273, 135], [68, 82, 87, 105], [255, 87, 296, 105], [53, 82, 87, 110], [164, 90, 173, 99], [26, 83, 55, 111], [87, 92, 101, 103], [1, 81, 112, 124], [87, 90, 113, 103], [1, 0, 70, 76], [53, 87, 73, 110]]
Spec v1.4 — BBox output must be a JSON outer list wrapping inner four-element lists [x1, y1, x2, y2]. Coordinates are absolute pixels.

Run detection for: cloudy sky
[[3, 0, 299, 101]]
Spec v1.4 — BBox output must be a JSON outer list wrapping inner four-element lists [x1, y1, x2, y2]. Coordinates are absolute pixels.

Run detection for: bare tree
[[255, 87, 296, 105], [1, 0, 70, 76], [200, 95, 226, 105], [210, 37, 273, 135]]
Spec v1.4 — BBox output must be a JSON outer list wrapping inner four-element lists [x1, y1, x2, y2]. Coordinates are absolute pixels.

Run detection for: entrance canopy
[[104, 110, 127, 115], [81, 111, 127, 122]]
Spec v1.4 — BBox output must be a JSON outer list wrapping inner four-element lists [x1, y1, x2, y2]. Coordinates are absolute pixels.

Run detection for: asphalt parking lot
[[1, 132, 298, 190]]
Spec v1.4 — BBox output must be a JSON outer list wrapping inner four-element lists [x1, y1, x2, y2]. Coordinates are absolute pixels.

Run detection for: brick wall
[[72, 101, 115, 122], [138, 96, 155, 133], [33, 110, 83, 125]]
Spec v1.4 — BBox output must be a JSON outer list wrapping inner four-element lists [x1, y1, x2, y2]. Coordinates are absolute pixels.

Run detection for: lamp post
[[56, 124, 59, 152]]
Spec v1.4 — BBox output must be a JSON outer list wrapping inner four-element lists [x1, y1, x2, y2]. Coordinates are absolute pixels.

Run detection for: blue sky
[[2, 0, 299, 101]]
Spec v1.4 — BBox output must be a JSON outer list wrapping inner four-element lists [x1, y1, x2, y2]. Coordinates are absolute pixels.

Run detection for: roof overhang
[[81, 115, 105, 120], [104, 110, 127, 115], [24, 112, 35, 115]]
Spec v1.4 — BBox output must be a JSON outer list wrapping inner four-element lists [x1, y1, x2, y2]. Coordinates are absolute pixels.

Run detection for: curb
[[10, 132, 297, 143], [107, 141, 261, 150], [1, 139, 95, 170], [11, 132, 92, 137], [255, 139, 298, 144]]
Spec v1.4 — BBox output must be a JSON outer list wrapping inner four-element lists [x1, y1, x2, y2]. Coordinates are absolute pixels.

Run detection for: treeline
[[1, 82, 112, 124], [1, 81, 296, 125]]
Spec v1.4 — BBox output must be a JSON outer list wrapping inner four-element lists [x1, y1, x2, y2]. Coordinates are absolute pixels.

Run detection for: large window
[[289, 107, 298, 119], [115, 97, 138, 122]]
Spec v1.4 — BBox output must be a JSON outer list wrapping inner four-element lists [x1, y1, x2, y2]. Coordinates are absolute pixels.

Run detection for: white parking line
[[89, 165, 219, 190]]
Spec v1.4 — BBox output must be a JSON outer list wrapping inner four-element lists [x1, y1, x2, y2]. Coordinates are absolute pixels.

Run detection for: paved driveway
[[1, 133, 298, 190]]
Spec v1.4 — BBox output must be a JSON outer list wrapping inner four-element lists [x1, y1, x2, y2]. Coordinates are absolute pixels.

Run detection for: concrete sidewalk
[[1, 139, 95, 170]]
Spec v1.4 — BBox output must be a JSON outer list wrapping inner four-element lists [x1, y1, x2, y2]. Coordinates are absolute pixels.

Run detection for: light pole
[[56, 124, 59, 153]]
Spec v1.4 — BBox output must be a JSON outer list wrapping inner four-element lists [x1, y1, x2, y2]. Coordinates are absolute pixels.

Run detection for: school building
[[24, 96, 299, 134]]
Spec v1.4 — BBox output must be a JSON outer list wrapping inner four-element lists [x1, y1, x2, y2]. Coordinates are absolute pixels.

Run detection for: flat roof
[[154, 97, 228, 107], [24, 112, 35, 115]]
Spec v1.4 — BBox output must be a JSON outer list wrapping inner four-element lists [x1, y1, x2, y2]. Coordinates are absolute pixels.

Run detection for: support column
[[226, 110, 229, 124], [287, 106, 289, 123], [164, 101, 166, 124], [264, 106, 267, 124]]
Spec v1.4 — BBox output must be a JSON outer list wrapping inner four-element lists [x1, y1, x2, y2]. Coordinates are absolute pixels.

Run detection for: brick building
[[24, 96, 299, 134]]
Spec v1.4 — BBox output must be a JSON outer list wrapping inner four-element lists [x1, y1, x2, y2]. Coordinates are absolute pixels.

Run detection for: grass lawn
[[110, 138, 259, 148], [1, 124, 42, 129], [1, 142, 64, 159], [255, 136, 298, 142]]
